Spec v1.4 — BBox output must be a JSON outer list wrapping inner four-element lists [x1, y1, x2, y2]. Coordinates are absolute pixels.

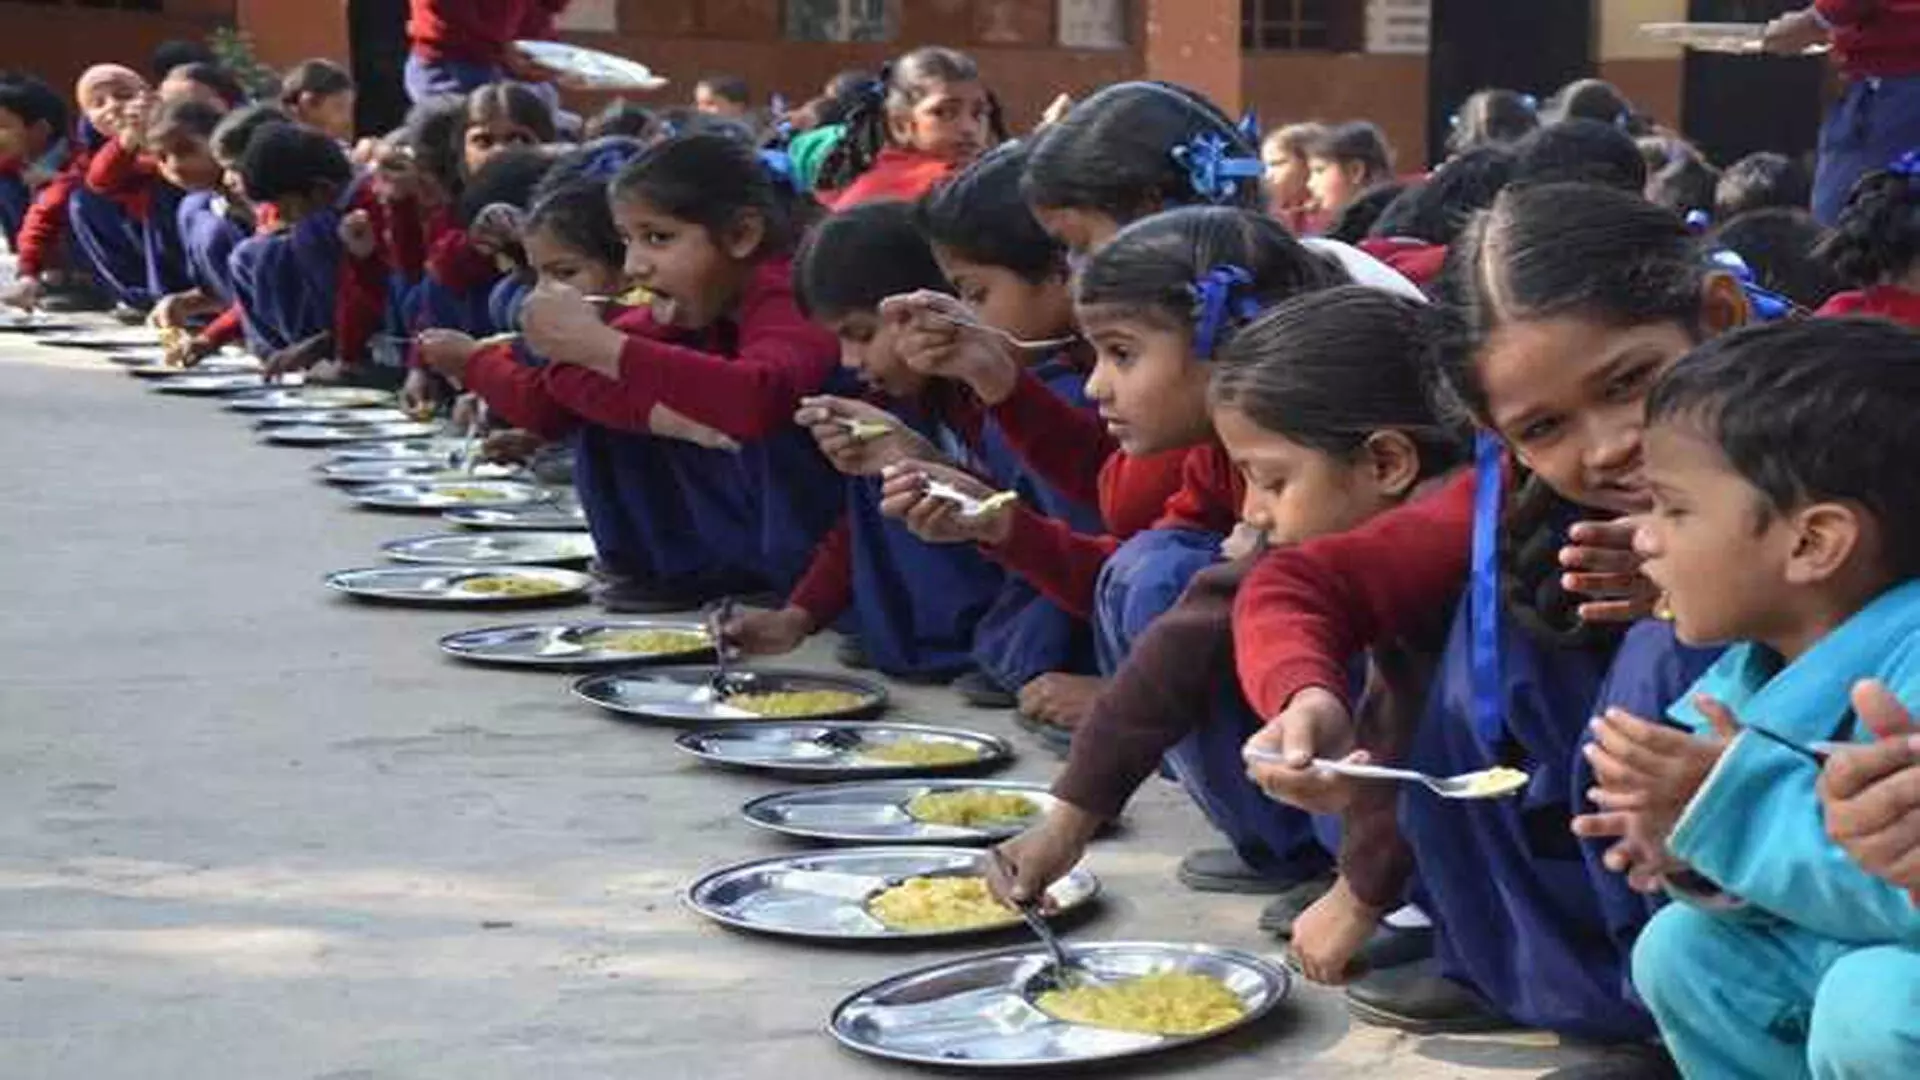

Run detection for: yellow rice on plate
[[726, 689, 868, 717], [865, 876, 1017, 932], [1035, 972, 1246, 1036], [455, 576, 569, 597], [858, 740, 982, 767], [905, 789, 1039, 827]]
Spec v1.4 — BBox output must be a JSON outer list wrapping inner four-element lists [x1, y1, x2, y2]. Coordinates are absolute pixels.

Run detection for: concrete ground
[[0, 333, 1604, 1078]]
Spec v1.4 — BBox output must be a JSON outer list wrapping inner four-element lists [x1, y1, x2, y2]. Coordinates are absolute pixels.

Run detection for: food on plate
[[858, 739, 983, 767], [865, 875, 1016, 932], [455, 575, 569, 597], [434, 486, 515, 502], [904, 789, 1039, 827], [583, 627, 710, 655], [1035, 972, 1247, 1036], [726, 689, 868, 717]]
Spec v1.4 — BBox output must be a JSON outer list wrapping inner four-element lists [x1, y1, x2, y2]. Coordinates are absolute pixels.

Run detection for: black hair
[[147, 97, 223, 145], [815, 68, 877, 127], [401, 95, 469, 196], [526, 138, 645, 271], [168, 63, 248, 108], [917, 143, 1063, 283], [1709, 208, 1840, 311], [697, 74, 751, 107], [1212, 285, 1467, 478], [1715, 152, 1812, 220], [1447, 88, 1540, 156], [611, 130, 817, 257], [1447, 182, 1703, 420], [466, 82, 557, 145], [1306, 121, 1394, 182], [586, 99, 655, 141], [1510, 119, 1648, 193], [1547, 77, 1648, 136], [239, 122, 351, 204], [1647, 152, 1721, 218], [456, 145, 553, 227], [818, 46, 995, 191], [650, 105, 753, 142], [794, 200, 952, 320], [1024, 81, 1261, 219], [1815, 163, 1920, 287], [151, 39, 217, 80], [1074, 206, 1346, 354], [210, 102, 289, 166], [1324, 182, 1408, 244], [279, 59, 354, 108], [1370, 146, 1514, 245], [0, 74, 68, 143], [1649, 317, 1920, 578]]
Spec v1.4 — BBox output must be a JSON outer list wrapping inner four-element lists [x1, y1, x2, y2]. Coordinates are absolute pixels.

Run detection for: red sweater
[[407, 0, 569, 65], [1357, 237, 1449, 291], [1818, 284, 1920, 326], [14, 154, 85, 277], [824, 148, 957, 210], [1234, 469, 1475, 719], [1816, 0, 1920, 77], [84, 138, 162, 221], [336, 189, 437, 367]]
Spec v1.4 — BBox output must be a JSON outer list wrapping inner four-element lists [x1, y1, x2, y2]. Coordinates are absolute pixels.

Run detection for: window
[[1242, 0, 1336, 51], [785, 0, 895, 43], [1059, 0, 1128, 49]]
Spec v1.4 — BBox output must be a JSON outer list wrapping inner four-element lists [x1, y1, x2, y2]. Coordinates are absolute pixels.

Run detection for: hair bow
[[1708, 248, 1795, 322], [1684, 209, 1712, 234], [1189, 264, 1261, 358], [758, 149, 796, 191], [1237, 110, 1260, 143], [581, 141, 637, 182], [769, 93, 793, 142], [1519, 93, 1539, 112], [1171, 133, 1263, 205], [1887, 149, 1920, 179]]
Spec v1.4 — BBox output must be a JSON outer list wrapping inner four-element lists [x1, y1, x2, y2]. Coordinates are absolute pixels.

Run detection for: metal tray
[[262, 421, 442, 447], [438, 618, 715, 669], [0, 313, 84, 334], [383, 530, 596, 566], [742, 780, 1056, 846], [515, 39, 668, 90], [226, 386, 396, 412], [317, 459, 525, 485], [1639, 21, 1828, 55], [102, 347, 174, 366], [153, 372, 274, 395], [37, 328, 164, 350], [324, 564, 593, 607], [126, 358, 263, 379], [350, 479, 550, 512], [255, 407, 414, 427], [443, 501, 590, 531], [685, 847, 1097, 943], [574, 667, 888, 726], [326, 438, 466, 462], [675, 721, 1011, 781], [830, 942, 1290, 1069]]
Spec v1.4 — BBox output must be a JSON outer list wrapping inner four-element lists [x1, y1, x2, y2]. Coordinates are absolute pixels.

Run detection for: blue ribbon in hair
[[1189, 264, 1261, 358], [1237, 110, 1260, 143], [1171, 133, 1264, 205], [1887, 149, 1920, 179], [1684, 209, 1712, 234], [581, 141, 638, 182], [758, 149, 796, 191], [1708, 248, 1795, 322]]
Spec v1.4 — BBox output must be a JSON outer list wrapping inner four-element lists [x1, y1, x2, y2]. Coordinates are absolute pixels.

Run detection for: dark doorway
[[1682, 0, 1825, 167], [349, 0, 409, 134], [1426, 0, 1594, 166]]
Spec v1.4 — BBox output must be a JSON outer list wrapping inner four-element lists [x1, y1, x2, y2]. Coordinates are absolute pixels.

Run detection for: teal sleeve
[[1670, 731, 1920, 944]]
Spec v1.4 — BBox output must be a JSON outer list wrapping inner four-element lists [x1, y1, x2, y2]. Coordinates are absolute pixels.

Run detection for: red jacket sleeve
[[463, 343, 578, 440], [1233, 470, 1475, 719], [384, 196, 429, 281], [83, 139, 155, 219], [980, 505, 1120, 619], [986, 366, 1118, 508], [427, 228, 497, 292], [787, 517, 853, 625], [197, 304, 244, 349], [15, 167, 80, 277], [1153, 444, 1245, 533], [540, 259, 840, 441]]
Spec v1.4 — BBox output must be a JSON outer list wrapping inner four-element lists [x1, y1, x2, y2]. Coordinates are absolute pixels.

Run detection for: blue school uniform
[[1632, 580, 1920, 1078], [228, 182, 361, 354], [176, 192, 245, 306], [842, 402, 1009, 680], [968, 355, 1102, 692], [68, 185, 189, 309]]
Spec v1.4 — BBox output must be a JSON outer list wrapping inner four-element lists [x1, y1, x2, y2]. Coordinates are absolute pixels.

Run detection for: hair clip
[[1684, 209, 1712, 234], [1189, 264, 1261, 358], [758, 149, 796, 191], [1237, 110, 1260, 143], [1519, 93, 1539, 112], [581, 141, 637, 181], [1707, 248, 1795, 322], [1171, 132, 1263, 205], [1887, 149, 1920, 179]]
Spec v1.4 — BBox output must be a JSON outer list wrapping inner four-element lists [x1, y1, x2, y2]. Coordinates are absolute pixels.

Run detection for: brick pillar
[[1143, 0, 1243, 115]]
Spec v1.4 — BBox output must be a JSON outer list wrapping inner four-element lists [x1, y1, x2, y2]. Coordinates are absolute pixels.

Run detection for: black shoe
[[835, 636, 871, 670], [952, 670, 1017, 709], [1178, 850, 1324, 895], [1539, 1045, 1679, 1079], [1255, 873, 1339, 932], [1355, 923, 1434, 973], [1344, 960, 1512, 1034]]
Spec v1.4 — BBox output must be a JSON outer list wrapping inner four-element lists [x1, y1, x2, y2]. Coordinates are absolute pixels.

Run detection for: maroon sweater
[[1817, 0, 1920, 77]]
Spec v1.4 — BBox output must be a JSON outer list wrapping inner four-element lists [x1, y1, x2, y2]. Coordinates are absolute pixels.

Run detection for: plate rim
[[682, 844, 1100, 944], [380, 529, 596, 564], [574, 666, 892, 726], [350, 479, 552, 511], [261, 422, 439, 445], [323, 563, 595, 605], [825, 939, 1292, 1069], [672, 719, 1013, 777], [436, 617, 715, 667], [740, 778, 1055, 845]]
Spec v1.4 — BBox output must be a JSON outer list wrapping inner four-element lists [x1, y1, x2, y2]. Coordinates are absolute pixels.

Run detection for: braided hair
[[816, 47, 999, 191], [1816, 158, 1920, 288]]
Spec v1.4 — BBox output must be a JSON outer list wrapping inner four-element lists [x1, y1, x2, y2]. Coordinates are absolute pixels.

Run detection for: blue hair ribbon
[[1171, 133, 1264, 205], [1684, 208, 1712, 234], [1887, 149, 1920, 179], [1237, 110, 1260, 143], [581, 141, 638, 182], [1708, 248, 1796, 322], [769, 92, 793, 142], [758, 149, 796, 191], [1519, 93, 1539, 112], [1190, 264, 1261, 358], [1467, 430, 1507, 754]]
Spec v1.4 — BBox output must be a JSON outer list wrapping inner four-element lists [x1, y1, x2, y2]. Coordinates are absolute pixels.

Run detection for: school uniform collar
[[1668, 578, 1920, 742]]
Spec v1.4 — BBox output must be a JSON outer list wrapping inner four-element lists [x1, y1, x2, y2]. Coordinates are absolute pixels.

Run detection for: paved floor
[[0, 333, 1601, 1078]]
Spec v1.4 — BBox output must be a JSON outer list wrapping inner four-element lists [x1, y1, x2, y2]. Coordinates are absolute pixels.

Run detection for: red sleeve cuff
[[787, 518, 853, 624]]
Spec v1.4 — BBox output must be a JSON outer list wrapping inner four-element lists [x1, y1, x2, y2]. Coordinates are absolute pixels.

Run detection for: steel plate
[[350, 480, 550, 511], [443, 500, 590, 531], [318, 459, 525, 485], [325, 438, 466, 462], [382, 530, 596, 565], [227, 386, 396, 412], [255, 407, 413, 427], [153, 372, 274, 395], [742, 779, 1057, 845], [262, 421, 442, 447], [574, 667, 888, 726], [674, 722, 1011, 781], [324, 564, 593, 607], [437, 618, 715, 669]]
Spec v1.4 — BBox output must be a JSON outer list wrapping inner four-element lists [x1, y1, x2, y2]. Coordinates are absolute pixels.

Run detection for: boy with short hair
[[1574, 317, 1920, 1078], [0, 74, 71, 251], [694, 74, 750, 119]]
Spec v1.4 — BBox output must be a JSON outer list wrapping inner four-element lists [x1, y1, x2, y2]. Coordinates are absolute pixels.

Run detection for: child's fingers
[[1577, 597, 1658, 624], [1854, 679, 1920, 741], [1571, 810, 1634, 839], [1583, 743, 1651, 791], [1566, 519, 1641, 552], [1587, 785, 1650, 811], [1691, 695, 1744, 740], [1560, 571, 1644, 597]]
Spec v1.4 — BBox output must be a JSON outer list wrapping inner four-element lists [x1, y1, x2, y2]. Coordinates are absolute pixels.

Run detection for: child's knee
[[1630, 903, 1723, 1016], [1808, 946, 1920, 1078]]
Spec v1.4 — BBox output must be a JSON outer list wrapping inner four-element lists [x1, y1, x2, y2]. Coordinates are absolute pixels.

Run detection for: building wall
[[1243, 52, 1430, 167], [0, 0, 235, 96]]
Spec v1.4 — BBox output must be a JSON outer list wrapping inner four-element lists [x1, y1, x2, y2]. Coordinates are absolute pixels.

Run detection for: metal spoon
[[1243, 749, 1530, 800], [922, 479, 1018, 519], [924, 310, 1079, 352], [705, 597, 758, 698], [990, 850, 1104, 993]]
